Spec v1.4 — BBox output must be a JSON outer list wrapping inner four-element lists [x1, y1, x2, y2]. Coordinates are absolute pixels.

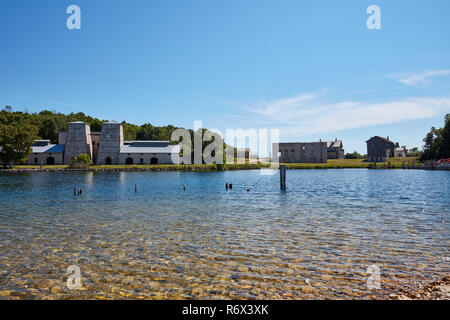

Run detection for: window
[[34, 158, 38, 164], [140, 158, 143, 164]]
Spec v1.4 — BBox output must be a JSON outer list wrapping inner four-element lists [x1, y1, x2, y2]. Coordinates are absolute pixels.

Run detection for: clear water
[[0, 169, 449, 299]]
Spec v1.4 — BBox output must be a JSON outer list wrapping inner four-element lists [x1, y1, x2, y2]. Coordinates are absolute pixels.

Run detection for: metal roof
[[31, 144, 65, 153], [120, 144, 180, 154]]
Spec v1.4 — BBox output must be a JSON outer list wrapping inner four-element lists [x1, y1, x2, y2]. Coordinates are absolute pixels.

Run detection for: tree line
[[420, 114, 450, 161], [0, 106, 235, 167]]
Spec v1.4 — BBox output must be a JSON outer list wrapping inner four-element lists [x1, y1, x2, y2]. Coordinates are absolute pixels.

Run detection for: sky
[[1, 0, 450, 155]]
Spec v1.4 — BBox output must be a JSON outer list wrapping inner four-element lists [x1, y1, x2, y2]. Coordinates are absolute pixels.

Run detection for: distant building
[[237, 148, 251, 159], [325, 139, 344, 159], [273, 141, 327, 163], [28, 121, 180, 165], [394, 147, 407, 158], [366, 136, 404, 162]]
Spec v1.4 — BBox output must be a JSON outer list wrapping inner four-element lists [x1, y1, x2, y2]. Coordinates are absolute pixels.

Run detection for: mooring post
[[280, 165, 286, 190], [135, 184, 137, 193], [183, 184, 186, 191], [225, 183, 229, 190], [229, 183, 233, 189], [74, 187, 76, 196]]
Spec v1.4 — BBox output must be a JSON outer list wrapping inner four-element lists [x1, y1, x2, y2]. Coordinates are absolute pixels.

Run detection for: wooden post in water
[[225, 183, 229, 190], [280, 165, 286, 190], [135, 184, 137, 193]]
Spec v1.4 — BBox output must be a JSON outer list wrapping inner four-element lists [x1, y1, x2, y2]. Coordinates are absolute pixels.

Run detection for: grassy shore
[[6, 157, 419, 171]]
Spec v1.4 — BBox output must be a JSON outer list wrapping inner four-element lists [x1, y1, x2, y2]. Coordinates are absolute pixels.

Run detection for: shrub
[[70, 153, 92, 169]]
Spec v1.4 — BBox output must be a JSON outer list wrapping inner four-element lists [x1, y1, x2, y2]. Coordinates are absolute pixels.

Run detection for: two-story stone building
[[366, 136, 404, 162]]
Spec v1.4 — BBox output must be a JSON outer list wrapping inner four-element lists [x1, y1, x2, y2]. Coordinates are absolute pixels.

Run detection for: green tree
[[436, 114, 450, 159], [421, 114, 450, 160], [345, 151, 363, 159], [407, 147, 421, 157], [39, 117, 59, 143], [0, 123, 37, 168]]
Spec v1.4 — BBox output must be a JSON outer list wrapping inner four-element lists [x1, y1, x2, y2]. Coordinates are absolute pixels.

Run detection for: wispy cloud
[[389, 70, 450, 86], [245, 91, 450, 138]]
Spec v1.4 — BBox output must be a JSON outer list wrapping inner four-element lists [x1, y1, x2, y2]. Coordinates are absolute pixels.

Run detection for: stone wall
[[327, 147, 345, 159], [90, 132, 101, 164], [63, 122, 93, 164], [27, 152, 64, 165], [274, 142, 327, 163], [97, 123, 123, 165], [58, 132, 67, 145], [119, 153, 180, 165]]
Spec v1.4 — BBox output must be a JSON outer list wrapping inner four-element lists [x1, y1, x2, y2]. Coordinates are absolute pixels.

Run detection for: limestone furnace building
[[27, 121, 180, 165]]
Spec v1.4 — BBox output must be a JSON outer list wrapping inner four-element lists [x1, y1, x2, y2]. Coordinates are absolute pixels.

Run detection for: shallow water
[[0, 169, 449, 299]]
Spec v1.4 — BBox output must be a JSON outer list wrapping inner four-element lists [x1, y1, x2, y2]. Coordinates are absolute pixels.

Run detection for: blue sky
[[1, 0, 450, 154]]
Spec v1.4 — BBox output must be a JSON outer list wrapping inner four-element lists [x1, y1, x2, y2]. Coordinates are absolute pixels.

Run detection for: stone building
[[325, 139, 344, 159], [97, 122, 124, 165], [119, 141, 180, 165], [366, 136, 404, 162], [27, 140, 65, 165], [273, 141, 327, 163], [62, 121, 93, 164], [27, 121, 180, 165]]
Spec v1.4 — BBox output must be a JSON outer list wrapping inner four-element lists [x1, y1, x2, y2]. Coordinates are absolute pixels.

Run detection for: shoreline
[[389, 276, 450, 300], [1, 157, 447, 172], [0, 166, 407, 173]]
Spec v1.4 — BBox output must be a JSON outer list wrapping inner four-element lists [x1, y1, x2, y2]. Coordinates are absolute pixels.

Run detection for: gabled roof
[[366, 136, 396, 145], [326, 140, 343, 148]]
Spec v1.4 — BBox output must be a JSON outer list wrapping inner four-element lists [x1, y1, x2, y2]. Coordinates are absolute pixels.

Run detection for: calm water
[[0, 169, 449, 299]]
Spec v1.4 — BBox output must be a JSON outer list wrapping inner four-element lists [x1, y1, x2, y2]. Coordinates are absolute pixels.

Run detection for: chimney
[[387, 136, 389, 141], [335, 138, 337, 142]]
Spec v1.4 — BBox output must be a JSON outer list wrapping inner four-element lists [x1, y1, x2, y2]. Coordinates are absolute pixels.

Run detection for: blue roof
[[31, 144, 65, 153]]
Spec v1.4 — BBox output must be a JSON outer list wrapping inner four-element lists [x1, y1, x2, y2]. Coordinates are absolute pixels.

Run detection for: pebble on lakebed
[[389, 276, 450, 300]]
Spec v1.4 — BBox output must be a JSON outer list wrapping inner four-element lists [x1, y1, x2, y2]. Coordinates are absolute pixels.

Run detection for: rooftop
[[120, 143, 180, 154], [366, 136, 396, 145], [31, 143, 65, 153]]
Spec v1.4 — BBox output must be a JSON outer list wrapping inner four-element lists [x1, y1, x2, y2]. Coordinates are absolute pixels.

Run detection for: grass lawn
[[285, 157, 419, 169], [9, 157, 419, 171]]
